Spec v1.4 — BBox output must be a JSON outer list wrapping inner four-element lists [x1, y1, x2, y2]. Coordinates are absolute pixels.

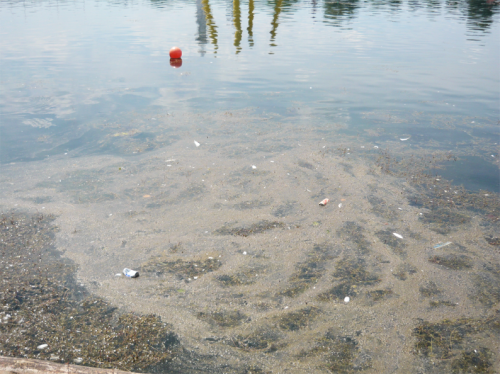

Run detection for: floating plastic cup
[[123, 268, 139, 278]]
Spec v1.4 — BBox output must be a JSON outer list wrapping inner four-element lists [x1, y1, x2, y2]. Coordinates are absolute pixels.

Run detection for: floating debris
[[344, 296, 350, 303], [123, 268, 139, 278], [319, 198, 330, 206], [251, 165, 257, 169], [393, 233, 403, 239], [37, 344, 48, 350], [433, 241, 453, 249], [194, 140, 200, 147], [338, 203, 342, 208]]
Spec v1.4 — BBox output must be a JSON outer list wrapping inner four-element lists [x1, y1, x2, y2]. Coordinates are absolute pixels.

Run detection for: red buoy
[[169, 47, 182, 59]]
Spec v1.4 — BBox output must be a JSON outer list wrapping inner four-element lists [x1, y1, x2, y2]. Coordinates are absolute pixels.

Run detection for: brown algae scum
[[0, 110, 499, 373]]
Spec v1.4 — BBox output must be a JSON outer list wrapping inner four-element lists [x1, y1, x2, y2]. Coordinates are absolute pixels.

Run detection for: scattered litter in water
[[400, 137, 410, 141], [194, 140, 200, 147], [393, 233, 403, 239], [338, 203, 342, 208], [37, 344, 48, 350], [123, 268, 139, 278], [433, 241, 453, 249], [319, 198, 329, 206], [344, 296, 350, 303]]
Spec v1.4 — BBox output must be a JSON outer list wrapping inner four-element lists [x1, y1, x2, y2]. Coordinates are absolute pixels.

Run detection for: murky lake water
[[1, 0, 499, 373]]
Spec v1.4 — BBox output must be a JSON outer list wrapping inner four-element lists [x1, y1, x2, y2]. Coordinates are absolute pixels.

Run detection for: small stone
[[74, 358, 83, 364]]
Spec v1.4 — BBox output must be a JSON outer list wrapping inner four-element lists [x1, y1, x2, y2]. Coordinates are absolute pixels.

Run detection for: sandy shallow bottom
[[1, 110, 499, 373]]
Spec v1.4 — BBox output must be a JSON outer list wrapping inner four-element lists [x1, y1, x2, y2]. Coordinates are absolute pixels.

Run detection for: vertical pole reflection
[[233, 0, 242, 54], [201, 0, 219, 54], [247, 0, 254, 47], [196, 0, 208, 56], [270, 0, 283, 48]]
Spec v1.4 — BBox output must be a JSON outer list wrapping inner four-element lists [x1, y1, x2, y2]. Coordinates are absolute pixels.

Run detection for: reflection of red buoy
[[169, 47, 182, 59], [170, 58, 182, 68]]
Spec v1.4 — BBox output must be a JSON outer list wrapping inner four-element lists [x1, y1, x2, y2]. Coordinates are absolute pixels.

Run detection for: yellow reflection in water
[[201, 0, 218, 53]]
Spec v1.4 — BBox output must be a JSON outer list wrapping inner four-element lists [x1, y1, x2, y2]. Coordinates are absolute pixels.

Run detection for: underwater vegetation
[[428, 254, 474, 270], [392, 262, 418, 281], [317, 257, 380, 302], [375, 230, 407, 258], [274, 306, 320, 331], [0, 212, 180, 372], [277, 243, 335, 298], [299, 328, 371, 373], [217, 265, 264, 287], [214, 220, 285, 237], [419, 208, 471, 235], [141, 256, 222, 280], [419, 281, 442, 297], [413, 313, 500, 373], [197, 310, 248, 328], [336, 222, 371, 255], [228, 326, 284, 353]]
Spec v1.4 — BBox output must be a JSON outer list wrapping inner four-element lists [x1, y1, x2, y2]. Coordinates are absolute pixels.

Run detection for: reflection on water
[[0, 0, 499, 373]]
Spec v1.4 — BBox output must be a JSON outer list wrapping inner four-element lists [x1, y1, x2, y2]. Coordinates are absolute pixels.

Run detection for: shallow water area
[[1, 0, 499, 373]]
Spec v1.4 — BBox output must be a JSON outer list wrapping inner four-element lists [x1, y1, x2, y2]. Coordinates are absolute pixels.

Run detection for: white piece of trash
[[194, 140, 200, 147], [251, 165, 257, 169], [37, 344, 48, 350], [319, 198, 330, 206], [123, 268, 139, 278], [344, 296, 350, 303], [393, 233, 403, 239]]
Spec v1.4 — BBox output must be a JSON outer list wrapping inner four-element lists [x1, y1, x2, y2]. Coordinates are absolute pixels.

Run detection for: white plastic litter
[[251, 165, 257, 169], [433, 242, 452, 249], [123, 268, 139, 278], [37, 344, 48, 350], [194, 140, 200, 147], [393, 233, 403, 239], [344, 296, 350, 303]]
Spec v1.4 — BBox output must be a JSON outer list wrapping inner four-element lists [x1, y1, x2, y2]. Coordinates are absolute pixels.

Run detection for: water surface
[[0, 0, 499, 373]]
